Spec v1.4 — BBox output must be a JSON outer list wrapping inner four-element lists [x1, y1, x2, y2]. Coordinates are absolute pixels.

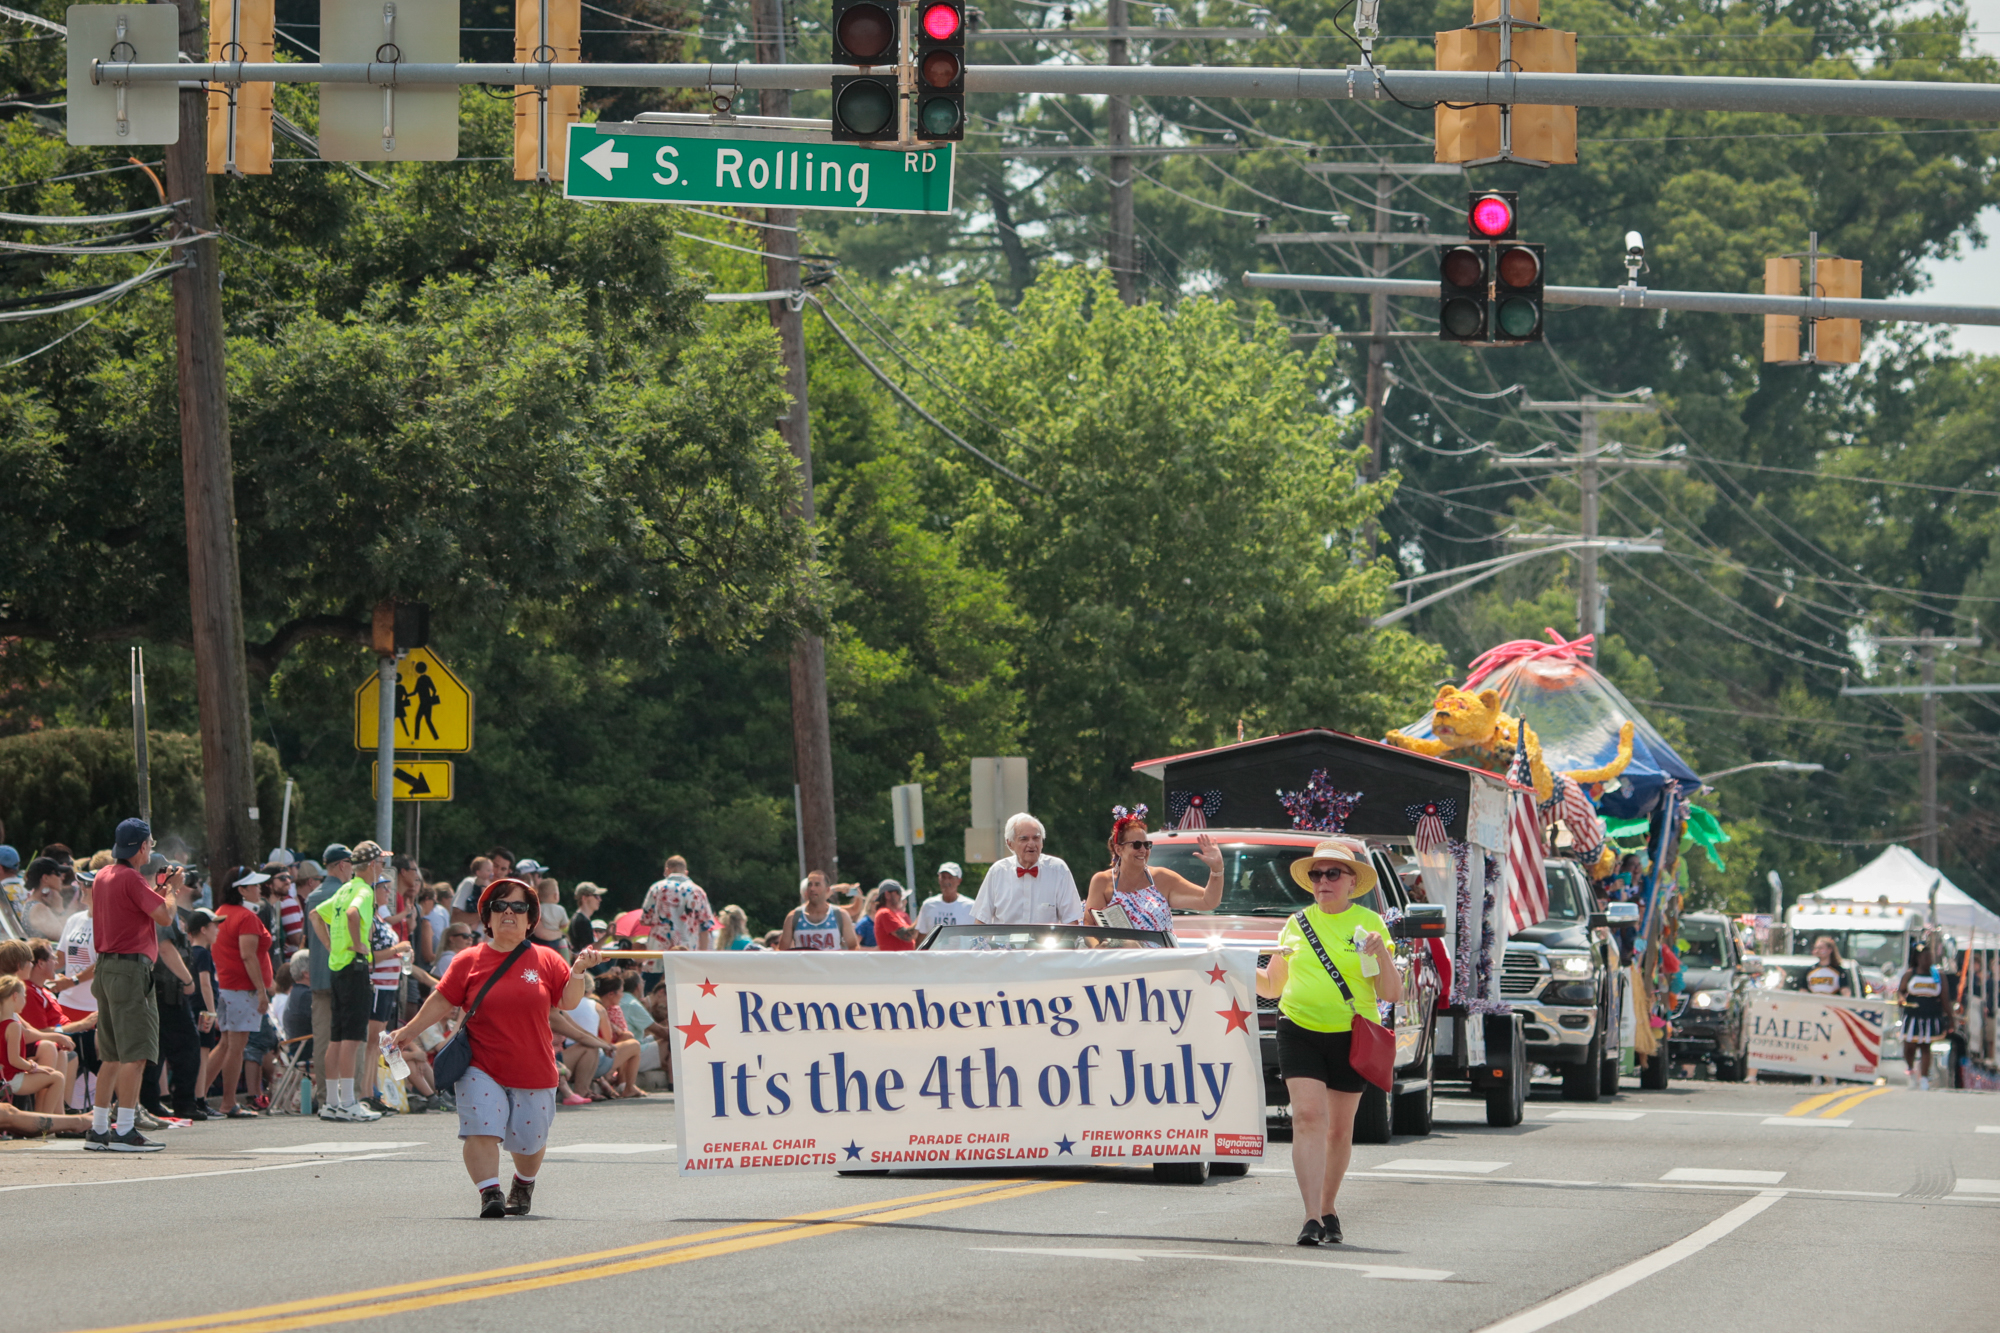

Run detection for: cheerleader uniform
[[1902, 967, 1948, 1042]]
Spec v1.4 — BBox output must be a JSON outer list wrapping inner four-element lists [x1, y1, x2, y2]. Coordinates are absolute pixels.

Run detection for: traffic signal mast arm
[[1242, 272, 2000, 328], [86, 60, 2000, 122]]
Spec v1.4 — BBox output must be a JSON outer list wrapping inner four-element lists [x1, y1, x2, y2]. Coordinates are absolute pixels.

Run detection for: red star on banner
[[676, 1012, 716, 1049], [698, 978, 719, 997], [1205, 965, 1228, 986], [1218, 999, 1252, 1034]]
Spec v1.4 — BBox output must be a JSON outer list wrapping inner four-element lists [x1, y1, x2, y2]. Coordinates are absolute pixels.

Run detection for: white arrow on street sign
[[582, 138, 629, 180]]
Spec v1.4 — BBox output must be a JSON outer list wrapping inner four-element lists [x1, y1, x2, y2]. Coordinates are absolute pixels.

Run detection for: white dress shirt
[[971, 855, 1084, 925]]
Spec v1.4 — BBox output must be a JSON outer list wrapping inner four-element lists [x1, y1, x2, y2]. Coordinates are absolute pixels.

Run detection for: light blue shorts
[[454, 1064, 556, 1155]]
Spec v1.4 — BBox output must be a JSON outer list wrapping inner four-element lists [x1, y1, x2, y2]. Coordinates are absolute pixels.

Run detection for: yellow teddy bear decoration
[[1385, 684, 1635, 804]]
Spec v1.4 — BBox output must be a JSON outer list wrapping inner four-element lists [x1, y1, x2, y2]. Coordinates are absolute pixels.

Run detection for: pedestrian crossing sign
[[353, 648, 475, 752]]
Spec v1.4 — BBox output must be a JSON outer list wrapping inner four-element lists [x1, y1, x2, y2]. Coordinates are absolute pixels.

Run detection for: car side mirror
[[1738, 954, 1763, 973], [1392, 904, 1447, 940], [1602, 902, 1640, 925], [1588, 912, 1609, 930]]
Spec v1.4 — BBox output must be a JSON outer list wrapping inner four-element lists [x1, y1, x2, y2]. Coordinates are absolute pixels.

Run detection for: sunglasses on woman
[[490, 900, 535, 915], [1307, 867, 1356, 883], [1121, 839, 1153, 851]]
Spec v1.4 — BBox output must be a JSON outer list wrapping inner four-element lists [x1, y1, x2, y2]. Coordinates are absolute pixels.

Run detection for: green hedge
[[0, 728, 290, 863]]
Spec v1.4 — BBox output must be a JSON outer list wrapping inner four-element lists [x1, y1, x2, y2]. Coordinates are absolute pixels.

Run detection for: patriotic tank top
[[1110, 876, 1176, 942], [789, 908, 844, 951]]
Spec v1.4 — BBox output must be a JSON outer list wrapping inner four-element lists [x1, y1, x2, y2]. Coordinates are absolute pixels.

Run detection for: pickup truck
[[1500, 859, 1637, 1101]]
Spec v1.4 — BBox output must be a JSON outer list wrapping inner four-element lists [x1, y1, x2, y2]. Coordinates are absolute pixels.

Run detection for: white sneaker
[[346, 1102, 382, 1121], [318, 1103, 347, 1121], [1919, 1076, 1931, 1091]]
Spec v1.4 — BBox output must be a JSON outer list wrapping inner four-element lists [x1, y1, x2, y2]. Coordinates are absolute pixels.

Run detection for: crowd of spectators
[[1, 823, 984, 1143]]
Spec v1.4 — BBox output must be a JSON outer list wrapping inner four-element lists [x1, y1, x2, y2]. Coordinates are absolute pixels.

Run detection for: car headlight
[[1553, 954, 1594, 977], [1691, 989, 1725, 1010]]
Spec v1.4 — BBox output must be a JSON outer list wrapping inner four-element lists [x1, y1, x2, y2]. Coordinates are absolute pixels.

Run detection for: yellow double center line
[[1784, 1087, 1894, 1119], [64, 1178, 1078, 1333]]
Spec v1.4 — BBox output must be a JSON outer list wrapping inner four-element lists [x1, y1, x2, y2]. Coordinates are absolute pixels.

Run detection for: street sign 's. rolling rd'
[[562, 123, 954, 215]]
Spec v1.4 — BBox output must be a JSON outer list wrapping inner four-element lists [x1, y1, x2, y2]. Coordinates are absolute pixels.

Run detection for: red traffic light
[[922, 2, 962, 40], [1470, 194, 1514, 238]]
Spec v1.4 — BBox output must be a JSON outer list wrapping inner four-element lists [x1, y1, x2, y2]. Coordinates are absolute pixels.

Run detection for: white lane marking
[[1251, 1166, 1943, 1202], [1473, 1191, 1785, 1333], [1977, 1126, 2000, 1134], [975, 1246, 1451, 1281], [1375, 1158, 1509, 1173], [1544, 1110, 1645, 1121], [0, 1151, 405, 1193], [1953, 1179, 2000, 1194], [1662, 1168, 1786, 1184], [1759, 1117, 1852, 1129], [243, 1141, 424, 1154], [23, 1141, 86, 1151], [545, 1142, 677, 1154]]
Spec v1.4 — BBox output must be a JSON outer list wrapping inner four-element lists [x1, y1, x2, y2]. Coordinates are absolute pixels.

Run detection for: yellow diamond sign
[[353, 648, 474, 752]]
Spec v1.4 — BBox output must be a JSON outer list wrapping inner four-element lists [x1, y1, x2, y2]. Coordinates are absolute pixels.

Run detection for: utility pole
[[1500, 396, 1667, 638], [754, 0, 838, 877], [163, 0, 258, 874], [1845, 630, 1988, 878], [1106, 0, 1136, 303], [1363, 172, 1388, 480]]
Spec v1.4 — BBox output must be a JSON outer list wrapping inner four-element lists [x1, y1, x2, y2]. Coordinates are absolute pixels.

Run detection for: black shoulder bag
[[430, 940, 531, 1090]]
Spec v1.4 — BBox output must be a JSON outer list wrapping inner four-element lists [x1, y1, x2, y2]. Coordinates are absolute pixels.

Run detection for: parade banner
[[663, 948, 1266, 1175], [1746, 990, 1890, 1082]]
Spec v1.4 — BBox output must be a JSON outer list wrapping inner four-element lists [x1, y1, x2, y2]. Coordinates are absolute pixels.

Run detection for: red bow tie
[[1016, 864, 1039, 877]]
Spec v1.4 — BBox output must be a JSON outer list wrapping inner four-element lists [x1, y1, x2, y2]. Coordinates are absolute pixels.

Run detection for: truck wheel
[[1561, 1036, 1604, 1102], [1600, 1048, 1622, 1096], [1393, 1058, 1435, 1135], [1154, 1161, 1210, 1184], [1485, 1022, 1525, 1128], [1639, 1050, 1670, 1090], [1353, 1083, 1393, 1144], [1209, 1161, 1250, 1177]]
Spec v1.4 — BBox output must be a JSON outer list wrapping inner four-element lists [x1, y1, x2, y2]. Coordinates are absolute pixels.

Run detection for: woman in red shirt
[[204, 870, 276, 1118], [391, 878, 601, 1220]]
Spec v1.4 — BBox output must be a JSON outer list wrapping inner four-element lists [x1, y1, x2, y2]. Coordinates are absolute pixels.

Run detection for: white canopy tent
[[1814, 846, 2000, 945]]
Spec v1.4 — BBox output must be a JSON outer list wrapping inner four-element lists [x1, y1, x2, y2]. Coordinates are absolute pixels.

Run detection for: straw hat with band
[[1287, 838, 1379, 896]]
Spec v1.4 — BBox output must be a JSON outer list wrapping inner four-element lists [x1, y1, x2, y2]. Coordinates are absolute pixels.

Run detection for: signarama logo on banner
[[664, 950, 1267, 1174]]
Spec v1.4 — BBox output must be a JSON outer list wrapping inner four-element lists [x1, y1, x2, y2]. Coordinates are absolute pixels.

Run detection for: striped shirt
[[277, 889, 305, 943], [370, 920, 401, 991]]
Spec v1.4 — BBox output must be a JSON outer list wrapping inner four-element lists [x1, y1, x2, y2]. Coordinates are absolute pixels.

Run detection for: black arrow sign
[[393, 766, 432, 796]]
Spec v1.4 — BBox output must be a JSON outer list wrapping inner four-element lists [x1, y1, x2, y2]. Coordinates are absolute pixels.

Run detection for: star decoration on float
[[1054, 1135, 1076, 1155], [698, 978, 719, 997], [675, 1011, 716, 1049], [1277, 770, 1364, 833], [1205, 964, 1228, 985], [844, 1141, 864, 1160], [1217, 998, 1252, 1033]]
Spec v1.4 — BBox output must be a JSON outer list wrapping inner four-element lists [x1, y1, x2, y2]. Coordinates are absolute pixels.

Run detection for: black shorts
[[329, 964, 372, 1042], [1276, 1017, 1367, 1093]]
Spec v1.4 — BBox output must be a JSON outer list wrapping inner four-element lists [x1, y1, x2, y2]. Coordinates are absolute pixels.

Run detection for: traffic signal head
[[914, 1, 966, 142], [1492, 242, 1545, 343], [831, 75, 898, 141], [1468, 190, 1517, 241], [1438, 244, 1489, 342], [832, 0, 897, 64]]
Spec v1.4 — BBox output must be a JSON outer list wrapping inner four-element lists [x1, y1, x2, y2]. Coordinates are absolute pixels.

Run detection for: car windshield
[[1832, 930, 1905, 970], [1542, 862, 1590, 921], [1152, 844, 1386, 917], [923, 924, 1175, 951], [1675, 920, 1728, 969]]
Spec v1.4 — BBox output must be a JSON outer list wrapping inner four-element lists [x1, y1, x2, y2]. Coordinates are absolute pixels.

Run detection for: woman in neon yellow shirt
[[1256, 837, 1403, 1247]]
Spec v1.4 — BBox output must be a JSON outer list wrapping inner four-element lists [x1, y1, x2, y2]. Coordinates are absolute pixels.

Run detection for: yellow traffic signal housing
[[1435, 0, 1576, 166], [1764, 248, 1861, 365], [206, 0, 274, 174], [515, 0, 582, 182]]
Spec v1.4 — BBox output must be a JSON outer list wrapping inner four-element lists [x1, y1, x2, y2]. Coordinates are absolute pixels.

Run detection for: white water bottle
[[379, 1032, 410, 1081], [1353, 926, 1380, 977]]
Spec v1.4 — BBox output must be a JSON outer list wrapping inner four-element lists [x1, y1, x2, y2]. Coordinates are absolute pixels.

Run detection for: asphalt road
[[7, 1073, 1997, 1333]]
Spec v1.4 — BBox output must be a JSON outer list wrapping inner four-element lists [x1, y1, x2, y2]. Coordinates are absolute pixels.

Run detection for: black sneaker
[[1296, 1217, 1324, 1247], [505, 1178, 536, 1216], [108, 1127, 164, 1153], [479, 1186, 508, 1219], [1320, 1213, 1343, 1244], [83, 1128, 114, 1151]]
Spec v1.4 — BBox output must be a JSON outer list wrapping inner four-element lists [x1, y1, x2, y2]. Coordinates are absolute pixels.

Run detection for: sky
[[1913, 3, 2000, 354]]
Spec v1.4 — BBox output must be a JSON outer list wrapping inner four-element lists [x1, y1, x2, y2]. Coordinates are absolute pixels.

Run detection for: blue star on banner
[[843, 1141, 864, 1160], [1054, 1135, 1076, 1156]]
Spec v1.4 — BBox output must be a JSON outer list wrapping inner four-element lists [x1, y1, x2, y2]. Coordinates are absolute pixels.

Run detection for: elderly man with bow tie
[[970, 814, 1083, 925]]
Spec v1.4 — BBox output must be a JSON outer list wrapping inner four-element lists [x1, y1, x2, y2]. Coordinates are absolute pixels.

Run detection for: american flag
[[1504, 742, 1550, 936]]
